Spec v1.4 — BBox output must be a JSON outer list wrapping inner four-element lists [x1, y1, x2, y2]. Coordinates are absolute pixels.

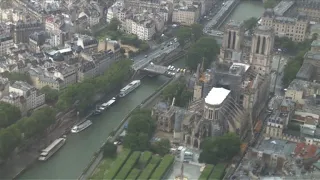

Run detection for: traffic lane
[[132, 39, 175, 61], [132, 43, 179, 68]]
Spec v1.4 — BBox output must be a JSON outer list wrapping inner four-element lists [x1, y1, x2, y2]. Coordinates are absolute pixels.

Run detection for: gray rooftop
[[11, 81, 34, 92], [296, 62, 314, 81], [254, 139, 296, 157], [273, 1, 294, 16], [305, 51, 320, 61]]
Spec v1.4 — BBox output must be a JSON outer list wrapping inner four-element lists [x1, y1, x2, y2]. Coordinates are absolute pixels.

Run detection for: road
[[271, 55, 287, 95], [132, 41, 180, 71]]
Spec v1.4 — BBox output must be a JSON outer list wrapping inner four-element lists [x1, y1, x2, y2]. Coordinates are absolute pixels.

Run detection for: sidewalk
[[0, 112, 77, 179]]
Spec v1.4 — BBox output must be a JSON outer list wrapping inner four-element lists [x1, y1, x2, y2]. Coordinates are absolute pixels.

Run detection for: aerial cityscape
[[0, 0, 320, 179]]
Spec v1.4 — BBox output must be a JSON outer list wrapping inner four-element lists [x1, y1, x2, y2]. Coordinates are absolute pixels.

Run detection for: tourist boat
[[99, 97, 116, 111], [71, 120, 93, 133], [119, 80, 141, 97], [38, 137, 66, 161]]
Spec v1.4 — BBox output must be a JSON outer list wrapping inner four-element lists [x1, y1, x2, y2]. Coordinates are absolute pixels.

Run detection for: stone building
[[249, 26, 274, 75], [219, 21, 245, 64]]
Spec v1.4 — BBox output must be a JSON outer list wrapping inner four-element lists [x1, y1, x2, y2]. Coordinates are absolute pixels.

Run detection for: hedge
[[115, 151, 141, 179], [199, 165, 214, 180], [150, 155, 174, 180], [127, 168, 141, 180], [138, 155, 161, 179], [209, 163, 227, 180], [138, 151, 152, 168], [103, 149, 131, 179]]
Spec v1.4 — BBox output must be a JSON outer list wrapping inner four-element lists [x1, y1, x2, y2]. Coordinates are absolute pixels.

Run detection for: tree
[[176, 27, 192, 47], [264, 0, 277, 9], [40, 86, 59, 104], [0, 102, 21, 128], [103, 142, 117, 158], [0, 72, 32, 84], [123, 109, 155, 151], [162, 78, 192, 107], [191, 23, 204, 41], [124, 132, 150, 151], [243, 17, 258, 35], [151, 138, 171, 156], [282, 51, 305, 86], [0, 125, 21, 159], [199, 133, 241, 165], [185, 36, 219, 71], [56, 59, 133, 114], [107, 18, 121, 31], [120, 47, 126, 55]]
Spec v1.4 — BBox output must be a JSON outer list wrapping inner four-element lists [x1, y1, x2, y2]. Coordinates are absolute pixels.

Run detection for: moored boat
[[119, 80, 141, 97], [71, 120, 93, 133], [38, 137, 66, 161]]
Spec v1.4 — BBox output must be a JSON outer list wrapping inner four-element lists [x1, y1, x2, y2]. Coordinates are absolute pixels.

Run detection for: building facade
[[172, 4, 200, 26], [261, 10, 309, 42], [249, 26, 274, 75], [219, 21, 245, 63], [1, 81, 45, 115], [13, 21, 44, 44]]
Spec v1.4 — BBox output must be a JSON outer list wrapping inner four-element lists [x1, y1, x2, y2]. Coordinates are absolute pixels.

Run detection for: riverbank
[[77, 75, 180, 180], [0, 110, 78, 179], [0, 81, 132, 179]]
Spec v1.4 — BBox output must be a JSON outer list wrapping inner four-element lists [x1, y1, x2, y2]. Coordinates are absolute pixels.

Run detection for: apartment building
[[13, 21, 44, 43], [78, 50, 119, 82], [1, 81, 45, 115], [172, 3, 200, 26], [261, 9, 309, 42], [0, 35, 14, 55], [297, 1, 320, 22], [0, 77, 9, 99], [29, 63, 77, 91], [125, 17, 156, 40], [107, 1, 125, 23]]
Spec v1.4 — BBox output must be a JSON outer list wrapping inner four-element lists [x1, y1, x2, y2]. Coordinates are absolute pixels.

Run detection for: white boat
[[71, 120, 93, 133], [101, 97, 116, 109], [119, 80, 141, 97], [38, 137, 66, 161]]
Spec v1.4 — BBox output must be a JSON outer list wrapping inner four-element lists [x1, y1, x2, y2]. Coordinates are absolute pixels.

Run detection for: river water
[[19, 76, 168, 179], [19, 1, 264, 179]]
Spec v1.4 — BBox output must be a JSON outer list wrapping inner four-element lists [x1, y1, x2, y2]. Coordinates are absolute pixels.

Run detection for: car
[[144, 55, 148, 58]]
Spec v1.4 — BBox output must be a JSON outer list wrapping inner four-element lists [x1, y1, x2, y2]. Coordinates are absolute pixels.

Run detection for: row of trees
[[175, 23, 204, 47], [281, 35, 317, 87], [56, 59, 133, 115], [0, 71, 33, 84], [40, 86, 59, 104], [161, 78, 192, 108], [199, 133, 241, 165], [186, 36, 220, 71], [243, 17, 259, 35], [0, 102, 21, 129], [123, 109, 156, 151], [123, 109, 171, 156], [0, 107, 56, 159]]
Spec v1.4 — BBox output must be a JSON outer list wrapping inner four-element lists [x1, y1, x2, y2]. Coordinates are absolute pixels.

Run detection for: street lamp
[[273, 49, 282, 95]]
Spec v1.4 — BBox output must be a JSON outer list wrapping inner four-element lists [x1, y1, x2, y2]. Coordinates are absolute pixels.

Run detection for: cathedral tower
[[219, 21, 245, 63], [249, 26, 275, 75]]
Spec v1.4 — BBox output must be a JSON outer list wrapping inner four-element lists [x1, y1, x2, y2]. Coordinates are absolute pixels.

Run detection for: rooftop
[[273, 1, 294, 16], [205, 87, 230, 106], [312, 40, 320, 47]]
